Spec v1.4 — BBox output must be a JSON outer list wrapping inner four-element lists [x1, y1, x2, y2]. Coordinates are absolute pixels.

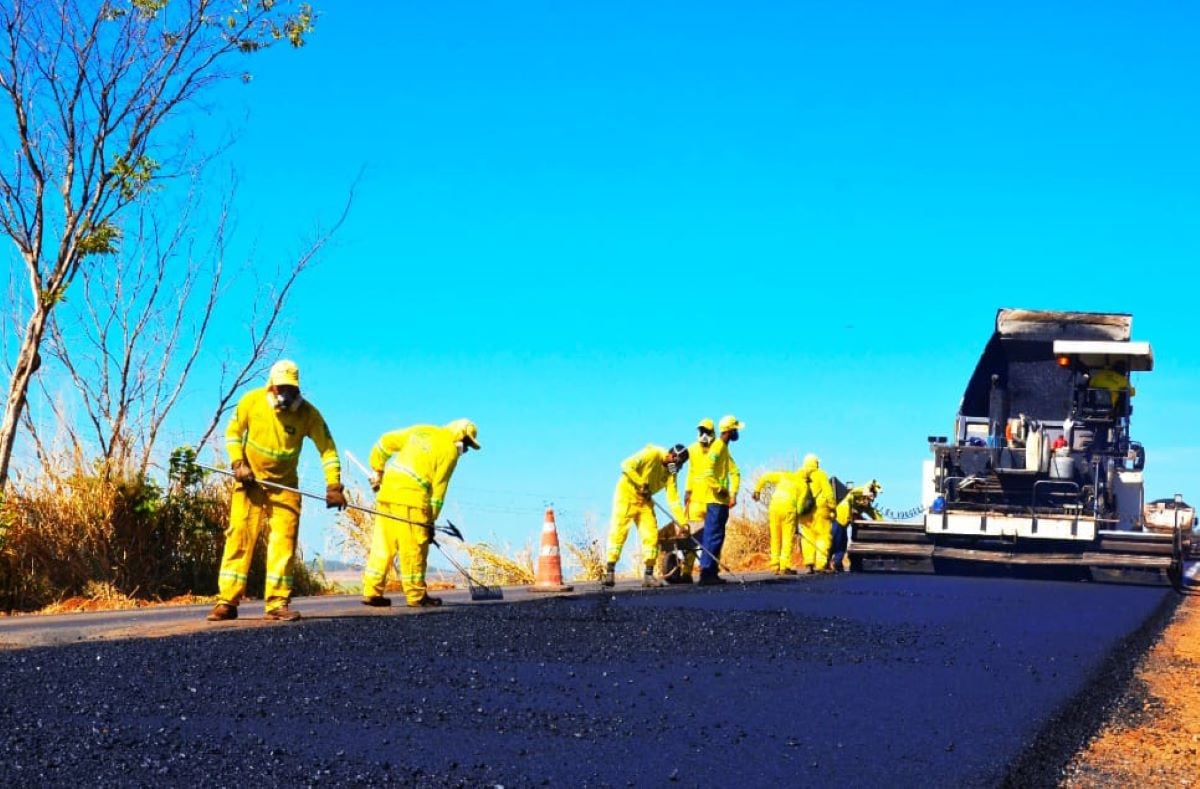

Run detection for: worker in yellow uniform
[[752, 466, 806, 575], [695, 415, 743, 585], [360, 419, 481, 608], [798, 453, 835, 574], [208, 360, 346, 622], [677, 418, 716, 583], [831, 480, 882, 572], [1089, 367, 1133, 408], [603, 443, 689, 588]]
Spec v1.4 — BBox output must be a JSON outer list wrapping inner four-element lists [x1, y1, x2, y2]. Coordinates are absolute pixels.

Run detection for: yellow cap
[[802, 453, 820, 469], [268, 359, 300, 388], [446, 418, 481, 450], [697, 417, 715, 432], [718, 415, 744, 433]]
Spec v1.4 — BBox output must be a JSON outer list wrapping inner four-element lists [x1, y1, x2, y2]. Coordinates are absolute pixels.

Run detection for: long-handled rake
[[190, 460, 503, 601], [649, 497, 746, 585]]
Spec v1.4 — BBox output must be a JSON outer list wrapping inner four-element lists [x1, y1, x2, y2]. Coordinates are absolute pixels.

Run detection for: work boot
[[409, 595, 443, 608], [781, 567, 798, 576], [642, 569, 665, 588], [601, 562, 616, 588], [804, 565, 815, 575], [361, 596, 392, 607], [697, 573, 727, 586], [264, 605, 301, 621], [206, 603, 237, 622]]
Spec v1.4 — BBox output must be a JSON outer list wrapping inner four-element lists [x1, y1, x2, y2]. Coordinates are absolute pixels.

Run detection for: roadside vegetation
[[0, 449, 325, 613]]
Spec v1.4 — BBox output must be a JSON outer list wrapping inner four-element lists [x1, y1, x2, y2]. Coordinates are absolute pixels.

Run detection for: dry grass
[[562, 515, 606, 582], [0, 448, 328, 612], [326, 484, 375, 565], [462, 541, 536, 586]]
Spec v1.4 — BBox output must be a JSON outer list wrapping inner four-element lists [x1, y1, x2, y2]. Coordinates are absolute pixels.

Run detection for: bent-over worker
[[604, 443, 689, 588], [361, 420, 480, 608], [752, 466, 806, 575], [798, 453, 835, 574], [831, 479, 882, 572]]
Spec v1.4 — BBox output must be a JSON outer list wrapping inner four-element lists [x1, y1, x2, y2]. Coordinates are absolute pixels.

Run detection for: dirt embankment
[[1062, 591, 1200, 787]]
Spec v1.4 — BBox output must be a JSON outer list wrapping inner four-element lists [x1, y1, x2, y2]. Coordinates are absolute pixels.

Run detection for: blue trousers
[[830, 518, 849, 567], [700, 503, 729, 574]]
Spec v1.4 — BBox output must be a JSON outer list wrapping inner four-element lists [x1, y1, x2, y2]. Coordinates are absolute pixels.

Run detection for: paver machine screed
[[849, 308, 1184, 584]]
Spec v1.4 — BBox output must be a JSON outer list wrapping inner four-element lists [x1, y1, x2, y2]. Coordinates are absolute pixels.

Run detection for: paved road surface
[[0, 573, 1176, 787]]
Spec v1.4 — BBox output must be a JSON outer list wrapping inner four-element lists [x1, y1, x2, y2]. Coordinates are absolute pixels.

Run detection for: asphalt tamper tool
[[190, 459, 503, 601]]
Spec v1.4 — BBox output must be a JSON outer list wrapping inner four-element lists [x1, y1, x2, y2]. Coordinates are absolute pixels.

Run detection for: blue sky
[[85, 2, 1200, 561]]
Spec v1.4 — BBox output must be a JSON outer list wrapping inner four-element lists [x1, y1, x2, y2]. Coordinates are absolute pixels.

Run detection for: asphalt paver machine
[[850, 308, 1183, 584]]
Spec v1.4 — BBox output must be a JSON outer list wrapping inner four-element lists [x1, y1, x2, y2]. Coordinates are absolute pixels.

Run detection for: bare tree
[[21, 170, 351, 479], [0, 0, 317, 490]]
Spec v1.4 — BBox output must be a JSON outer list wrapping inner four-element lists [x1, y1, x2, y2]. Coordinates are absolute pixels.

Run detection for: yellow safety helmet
[[445, 418, 481, 450], [802, 453, 820, 470], [697, 417, 715, 432], [718, 415, 744, 433], [267, 359, 300, 388]]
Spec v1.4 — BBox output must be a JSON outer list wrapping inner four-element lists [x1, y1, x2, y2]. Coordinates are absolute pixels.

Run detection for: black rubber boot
[[602, 562, 616, 587]]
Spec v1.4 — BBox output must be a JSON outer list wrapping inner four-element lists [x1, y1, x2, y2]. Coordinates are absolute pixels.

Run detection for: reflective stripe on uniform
[[387, 461, 431, 492], [246, 439, 300, 461]]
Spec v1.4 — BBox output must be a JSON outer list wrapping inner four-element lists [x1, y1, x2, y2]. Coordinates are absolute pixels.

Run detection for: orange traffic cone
[[531, 507, 573, 592]]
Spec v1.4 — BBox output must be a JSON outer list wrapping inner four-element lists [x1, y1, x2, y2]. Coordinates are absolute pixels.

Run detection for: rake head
[[467, 580, 504, 601]]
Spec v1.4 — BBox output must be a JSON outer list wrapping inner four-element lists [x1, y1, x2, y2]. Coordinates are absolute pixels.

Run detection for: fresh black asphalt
[[0, 573, 1176, 787]]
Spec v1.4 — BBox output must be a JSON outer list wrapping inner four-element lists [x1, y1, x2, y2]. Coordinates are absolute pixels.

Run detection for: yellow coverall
[[753, 469, 805, 572], [696, 435, 740, 509], [219, 387, 341, 613], [835, 486, 883, 529], [606, 444, 686, 566], [680, 440, 711, 577], [362, 424, 461, 606], [799, 463, 836, 571], [833, 485, 883, 570], [1089, 368, 1132, 407]]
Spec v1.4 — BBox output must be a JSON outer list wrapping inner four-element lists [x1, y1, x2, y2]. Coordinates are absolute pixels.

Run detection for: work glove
[[325, 483, 347, 510], [638, 484, 651, 500], [369, 471, 382, 493], [231, 459, 255, 486], [751, 490, 760, 502]]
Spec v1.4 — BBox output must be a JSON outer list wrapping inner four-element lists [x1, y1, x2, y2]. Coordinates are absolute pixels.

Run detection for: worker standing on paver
[[208, 360, 346, 622], [694, 415, 743, 585], [752, 465, 805, 575], [677, 418, 716, 584], [797, 453, 835, 573], [360, 420, 480, 608], [603, 443, 689, 588], [831, 480, 882, 572]]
